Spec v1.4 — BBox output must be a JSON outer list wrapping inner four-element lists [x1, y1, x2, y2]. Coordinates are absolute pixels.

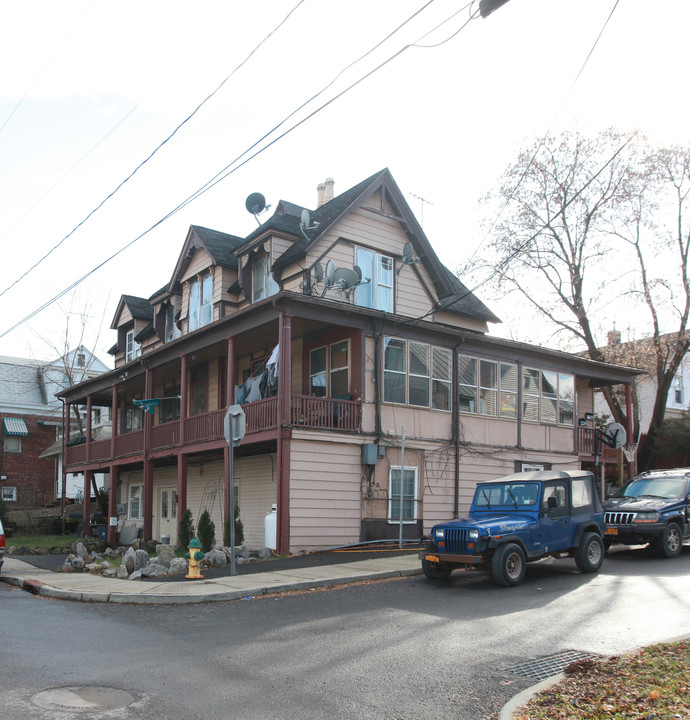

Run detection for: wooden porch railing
[[291, 394, 360, 432], [576, 427, 620, 459], [64, 394, 360, 466]]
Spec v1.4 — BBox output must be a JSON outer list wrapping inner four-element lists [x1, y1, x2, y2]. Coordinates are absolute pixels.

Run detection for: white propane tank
[[264, 504, 278, 550]]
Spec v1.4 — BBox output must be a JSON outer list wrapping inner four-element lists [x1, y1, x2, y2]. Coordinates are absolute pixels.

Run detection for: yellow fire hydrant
[[185, 538, 205, 580]]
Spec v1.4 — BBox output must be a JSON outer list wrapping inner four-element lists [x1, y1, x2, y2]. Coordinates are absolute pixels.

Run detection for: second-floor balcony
[[65, 394, 361, 466]]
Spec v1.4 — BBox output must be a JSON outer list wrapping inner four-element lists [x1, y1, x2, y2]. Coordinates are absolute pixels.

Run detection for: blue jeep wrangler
[[603, 468, 690, 557], [421, 470, 605, 587]]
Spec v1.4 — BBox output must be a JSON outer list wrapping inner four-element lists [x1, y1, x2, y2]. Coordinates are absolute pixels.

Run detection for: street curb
[[498, 673, 564, 720], [1, 565, 423, 605]]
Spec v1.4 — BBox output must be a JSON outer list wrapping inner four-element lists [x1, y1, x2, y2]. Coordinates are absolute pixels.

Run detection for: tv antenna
[[409, 192, 433, 227]]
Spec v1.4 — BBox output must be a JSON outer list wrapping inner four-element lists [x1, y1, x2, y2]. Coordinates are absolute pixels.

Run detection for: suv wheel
[[575, 532, 604, 573], [421, 543, 452, 579], [491, 543, 526, 587], [656, 523, 683, 558]]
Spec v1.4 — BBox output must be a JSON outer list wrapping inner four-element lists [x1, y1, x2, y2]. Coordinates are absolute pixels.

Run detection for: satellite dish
[[353, 265, 362, 281], [245, 192, 266, 215], [300, 209, 311, 231], [313, 263, 323, 283], [334, 267, 359, 290], [325, 260, 335, 286], [402, 241, 414, 263], [602, 422, 627, 449]]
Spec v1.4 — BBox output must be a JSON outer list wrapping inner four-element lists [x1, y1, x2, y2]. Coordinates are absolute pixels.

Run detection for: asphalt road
[[2, 545, 689, 720]]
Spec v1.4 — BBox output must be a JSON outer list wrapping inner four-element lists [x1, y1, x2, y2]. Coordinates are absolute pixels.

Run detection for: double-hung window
[[189, 274, 213, 331], [309, 340, 350, 397], [1, 486, 17, 502], [354, 247, 393, 312], [459, 354, 517, 418], [129, 484, 143, 520], [522, 368, 574, 425], [125, 330, 141, 363], [384, 338, 451, 410], [165, 306, 181, 343], [252, 254, 279, 303], [388, 466, 418, 523]]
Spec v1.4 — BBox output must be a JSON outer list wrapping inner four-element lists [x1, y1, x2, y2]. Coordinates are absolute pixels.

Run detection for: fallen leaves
[[517, 641, 690, 719]]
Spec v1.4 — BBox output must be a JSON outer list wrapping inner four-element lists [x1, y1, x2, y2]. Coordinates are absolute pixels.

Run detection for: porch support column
[[179, 354, 188, 443], [107, 466, 119, 547], [226, 336, 235, 409], [110, 384, 118, 458], [625, 384, 636, 478], [177, 453, 188, 539], [143, 459, 154, 540], [83, 471, 92, 537], [277, 312, 292, 554], [224, 337, 236, 523], [85, 395, 92, 462]]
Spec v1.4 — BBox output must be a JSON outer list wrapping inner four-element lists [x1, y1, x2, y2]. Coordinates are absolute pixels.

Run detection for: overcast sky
[[1, 0, 688, 364]]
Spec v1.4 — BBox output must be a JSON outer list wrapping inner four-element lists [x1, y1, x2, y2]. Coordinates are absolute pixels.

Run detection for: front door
[[157, 487, 178, 546]]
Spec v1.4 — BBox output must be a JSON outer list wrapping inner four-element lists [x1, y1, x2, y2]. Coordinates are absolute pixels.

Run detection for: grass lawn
[[7, 534, 77, 549]]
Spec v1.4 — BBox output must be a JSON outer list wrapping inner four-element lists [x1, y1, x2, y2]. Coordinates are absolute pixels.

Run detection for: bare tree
[[471, 129, 690, 469]]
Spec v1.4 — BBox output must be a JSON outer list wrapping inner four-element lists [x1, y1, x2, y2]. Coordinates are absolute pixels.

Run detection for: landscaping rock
[[169, 557, 188, 574], [71, 557, 85, 571], [258, 547, 273, 560], [141, 562, 168, 578], [156, 544, 176, 568], [134, 549, 150, 570], [204, 549, 227, 567], [103, 547, 118, 558], [102, 568, 117, 578], [116, 566, 129, 580], [223, 545, 250, 562], [129, 569, 143, 581], [74, 542, 89, 560]]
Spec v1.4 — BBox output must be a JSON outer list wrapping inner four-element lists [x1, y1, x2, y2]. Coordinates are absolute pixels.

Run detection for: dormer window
[[189, 274, 213, 331], [252, 254, 279, 303], [165, 306, 181, 343], [354, 247, 393, 312], [125, 330, 141, 363]]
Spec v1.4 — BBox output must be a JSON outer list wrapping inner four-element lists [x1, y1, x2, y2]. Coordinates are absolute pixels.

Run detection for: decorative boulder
[[155, 544, 176, 568], [116, 566, 129, 579], [134, 549, 150, 571], [141, 562, 168, 578], [258, 547, 273, 560], [204, 549, 227, 567], [122, 547, 136, 574], [169, 557, 188, 574]]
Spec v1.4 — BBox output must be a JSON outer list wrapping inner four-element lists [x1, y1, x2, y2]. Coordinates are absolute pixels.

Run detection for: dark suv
[[421, 470, 605, 587], [603, 468, 690, 557]]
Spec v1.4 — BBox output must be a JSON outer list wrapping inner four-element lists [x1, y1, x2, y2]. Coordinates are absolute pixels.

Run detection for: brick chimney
[[608, 329, 621, 345], [316, 177, 335, 208]]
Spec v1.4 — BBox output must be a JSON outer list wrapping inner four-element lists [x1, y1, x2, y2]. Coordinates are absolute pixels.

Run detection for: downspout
[[452, 344, 461, 518], [59, 397, 67, 535]]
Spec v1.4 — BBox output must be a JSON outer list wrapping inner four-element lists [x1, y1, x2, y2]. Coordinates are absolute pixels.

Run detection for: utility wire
[[1, 1, 479, 340], [465, 0, 621, 266], [0, 0, 307, 300]]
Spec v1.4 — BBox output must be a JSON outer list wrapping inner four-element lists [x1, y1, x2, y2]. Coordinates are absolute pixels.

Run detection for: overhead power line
[[1, 0, 480, 340], [0, 0, 307, 301]]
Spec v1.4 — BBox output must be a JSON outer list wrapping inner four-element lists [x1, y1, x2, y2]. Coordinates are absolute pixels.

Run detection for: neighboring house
[[594, 329, 690, 437], [0, 347, 110, 506], [57, 169, 640, 553]]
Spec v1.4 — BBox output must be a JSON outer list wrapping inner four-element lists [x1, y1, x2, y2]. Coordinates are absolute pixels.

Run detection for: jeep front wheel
[[422, 558, 452, 579], [491, 543, 526, 587], [655, 523, 683, 558], [575, 532, 604, 573]]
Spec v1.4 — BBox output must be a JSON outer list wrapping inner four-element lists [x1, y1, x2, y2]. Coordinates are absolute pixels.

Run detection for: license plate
[[424, 554, 439, 563], [605, 527, 618, 535]]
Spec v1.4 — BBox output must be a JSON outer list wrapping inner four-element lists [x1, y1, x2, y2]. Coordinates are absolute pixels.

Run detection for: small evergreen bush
[[178, 508, 195, 549], [197, 509, 215, 552], [223, 503, 244, 547]]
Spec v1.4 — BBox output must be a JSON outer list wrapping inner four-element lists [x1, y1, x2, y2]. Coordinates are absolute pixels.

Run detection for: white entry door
[[157, 487, 178, 546]]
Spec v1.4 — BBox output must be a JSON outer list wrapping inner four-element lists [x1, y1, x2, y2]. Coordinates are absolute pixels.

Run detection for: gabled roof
[[110, 295, 153, 329], [166, 225, 245, 295]]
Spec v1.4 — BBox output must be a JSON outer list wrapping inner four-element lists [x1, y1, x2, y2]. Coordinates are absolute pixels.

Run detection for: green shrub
[[178, 508, 195, 549], [223, 503, 244, 547], [197, 509, 215, 552]]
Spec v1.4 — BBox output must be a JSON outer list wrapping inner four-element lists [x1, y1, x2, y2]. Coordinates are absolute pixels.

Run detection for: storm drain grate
[[505, 650, 600, 681]]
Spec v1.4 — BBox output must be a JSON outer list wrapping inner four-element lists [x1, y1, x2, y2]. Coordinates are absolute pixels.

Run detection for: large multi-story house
[[0, 347, 108, 507], [58, 170, 640, 553]]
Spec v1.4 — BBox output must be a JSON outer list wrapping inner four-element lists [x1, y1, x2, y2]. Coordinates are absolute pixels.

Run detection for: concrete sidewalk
[[0, 554, 422, 605]]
